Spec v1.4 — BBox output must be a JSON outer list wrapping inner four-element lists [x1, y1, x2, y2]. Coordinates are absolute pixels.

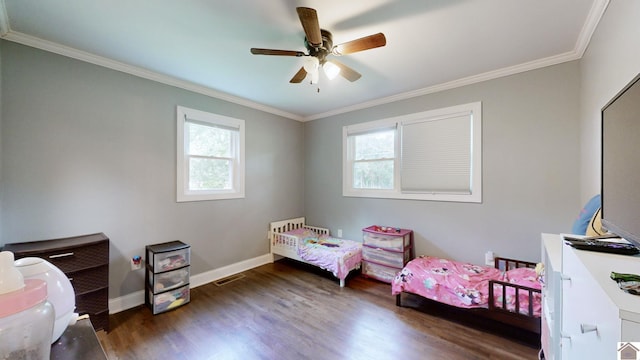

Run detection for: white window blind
[[401, 113, 472, 194], [342, 102, 481, 203]]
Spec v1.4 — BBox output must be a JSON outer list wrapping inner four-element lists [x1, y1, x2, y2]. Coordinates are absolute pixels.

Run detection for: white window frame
[[343, 102, 482, 203], [176, 106, 245, 202]]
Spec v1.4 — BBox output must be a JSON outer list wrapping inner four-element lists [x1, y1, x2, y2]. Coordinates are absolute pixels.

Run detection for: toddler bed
[[269, 217, 362, 287], [392, 256, 542, 336]]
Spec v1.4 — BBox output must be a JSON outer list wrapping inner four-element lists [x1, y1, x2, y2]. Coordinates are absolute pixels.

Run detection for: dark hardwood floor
[[98, 260, 540, 360]]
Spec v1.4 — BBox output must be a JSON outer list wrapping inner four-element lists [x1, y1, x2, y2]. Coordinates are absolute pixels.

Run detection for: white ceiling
[[0, 0, 607, 121]]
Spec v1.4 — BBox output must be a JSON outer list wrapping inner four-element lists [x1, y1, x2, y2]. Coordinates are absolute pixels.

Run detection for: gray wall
[[304, 62, 582, 264], [579, 1, 640, 203], [3, 1, 637, 300], [0, 41, 305, 298]]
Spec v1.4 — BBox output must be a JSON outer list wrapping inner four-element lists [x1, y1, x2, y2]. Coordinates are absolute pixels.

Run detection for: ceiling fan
[[250, 7, 386, 84]]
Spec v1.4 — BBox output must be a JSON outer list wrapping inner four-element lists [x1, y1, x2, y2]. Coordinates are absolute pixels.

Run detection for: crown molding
[[304, 0, 610, 122], [304, 50, 581, 121], [0, 30, 304, 122], [574, 0, 610, 58], [1, 0, 609, 123]]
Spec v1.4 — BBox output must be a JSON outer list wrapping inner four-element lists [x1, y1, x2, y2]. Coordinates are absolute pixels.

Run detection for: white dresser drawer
[[561, 245, 620, 359], [622, 320, 640, 342]]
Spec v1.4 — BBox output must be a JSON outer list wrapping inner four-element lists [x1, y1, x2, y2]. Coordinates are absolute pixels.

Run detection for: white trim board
[[0, 30, 303, 122], [108, 253, 272, 314], [0, 0, 609, 122]]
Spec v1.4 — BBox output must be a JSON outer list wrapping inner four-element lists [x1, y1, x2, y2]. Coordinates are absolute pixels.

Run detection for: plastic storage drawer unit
[[361, 226, 413, 284], [145, 241, 191, 314]]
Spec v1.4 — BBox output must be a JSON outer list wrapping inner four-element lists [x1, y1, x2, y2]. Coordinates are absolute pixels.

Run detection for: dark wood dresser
[[3, 233, 110, 332]]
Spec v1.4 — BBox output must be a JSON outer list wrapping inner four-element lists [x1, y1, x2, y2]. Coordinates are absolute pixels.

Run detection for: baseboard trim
[[108, 253, 273, 314]]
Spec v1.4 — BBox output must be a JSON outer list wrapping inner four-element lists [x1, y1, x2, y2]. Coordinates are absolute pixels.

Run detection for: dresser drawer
[[561, 245, 620, 359], [68, 265, 109, 296], [148, 284, 190, 314], [146, 241, 190, 273], [90, 310, 110, 333], [622, 320, 640, 342], [362, 261, 401, 283], [362, 226, 412, 251], [76, 287, 109, 315], [148, 266, 190, 293], [42, 241, 109, 273], [362, 246, 409, 268]]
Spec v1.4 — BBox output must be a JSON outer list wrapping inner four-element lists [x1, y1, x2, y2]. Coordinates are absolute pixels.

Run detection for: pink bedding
[[391, 256, 541, 316], [282, 228, 362, 280]]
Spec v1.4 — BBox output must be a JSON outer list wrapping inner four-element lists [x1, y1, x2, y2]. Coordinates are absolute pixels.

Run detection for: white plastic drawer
[[362, 261, 401, 283], [362, 246, 409, 268], [148, 284, 190, 314], [148, 267, 190, 293], [149, 247, 190, 273], [362, 232, 410, 251]]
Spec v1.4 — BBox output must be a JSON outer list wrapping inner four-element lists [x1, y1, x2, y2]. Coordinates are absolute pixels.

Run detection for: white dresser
[[541, 233, 640, 359]]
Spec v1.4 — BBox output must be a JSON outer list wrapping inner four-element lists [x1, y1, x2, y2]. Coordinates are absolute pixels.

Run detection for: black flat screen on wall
[[601, 73, 640, 248]]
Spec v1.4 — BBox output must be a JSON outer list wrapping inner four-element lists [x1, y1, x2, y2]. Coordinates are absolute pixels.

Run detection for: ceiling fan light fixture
[[310, 70, 319, 84], [249, 7, 386, 85], [323, 61, 341, 80], [303, 56, 319, 73]]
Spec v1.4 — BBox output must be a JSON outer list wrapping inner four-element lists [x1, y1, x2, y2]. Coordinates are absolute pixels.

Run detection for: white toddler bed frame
[[269, 217, 360, 287]]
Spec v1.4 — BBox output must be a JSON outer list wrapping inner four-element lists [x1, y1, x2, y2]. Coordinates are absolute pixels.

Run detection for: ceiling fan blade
[[331, 60, 362, 82], [333, 33, 386, 55], [289, 67, 307, 83], [296, 7, 322, 48], [250, 48, 305, 56]]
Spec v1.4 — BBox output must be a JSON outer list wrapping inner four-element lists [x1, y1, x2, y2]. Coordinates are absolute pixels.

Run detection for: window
[[343, 102, 481, 203], [177, 106, 245, 202], [352, 127, 396, 190]]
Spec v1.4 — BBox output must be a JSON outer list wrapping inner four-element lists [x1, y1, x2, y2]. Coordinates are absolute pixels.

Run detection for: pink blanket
[[391, 256, 541, 316], [282, 228, 362, 280]]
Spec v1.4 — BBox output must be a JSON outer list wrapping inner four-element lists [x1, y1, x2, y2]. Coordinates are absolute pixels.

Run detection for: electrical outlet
[[337, 229, 343, 238], [485, 251, 494, 266], [131, 256, 142, 271]]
